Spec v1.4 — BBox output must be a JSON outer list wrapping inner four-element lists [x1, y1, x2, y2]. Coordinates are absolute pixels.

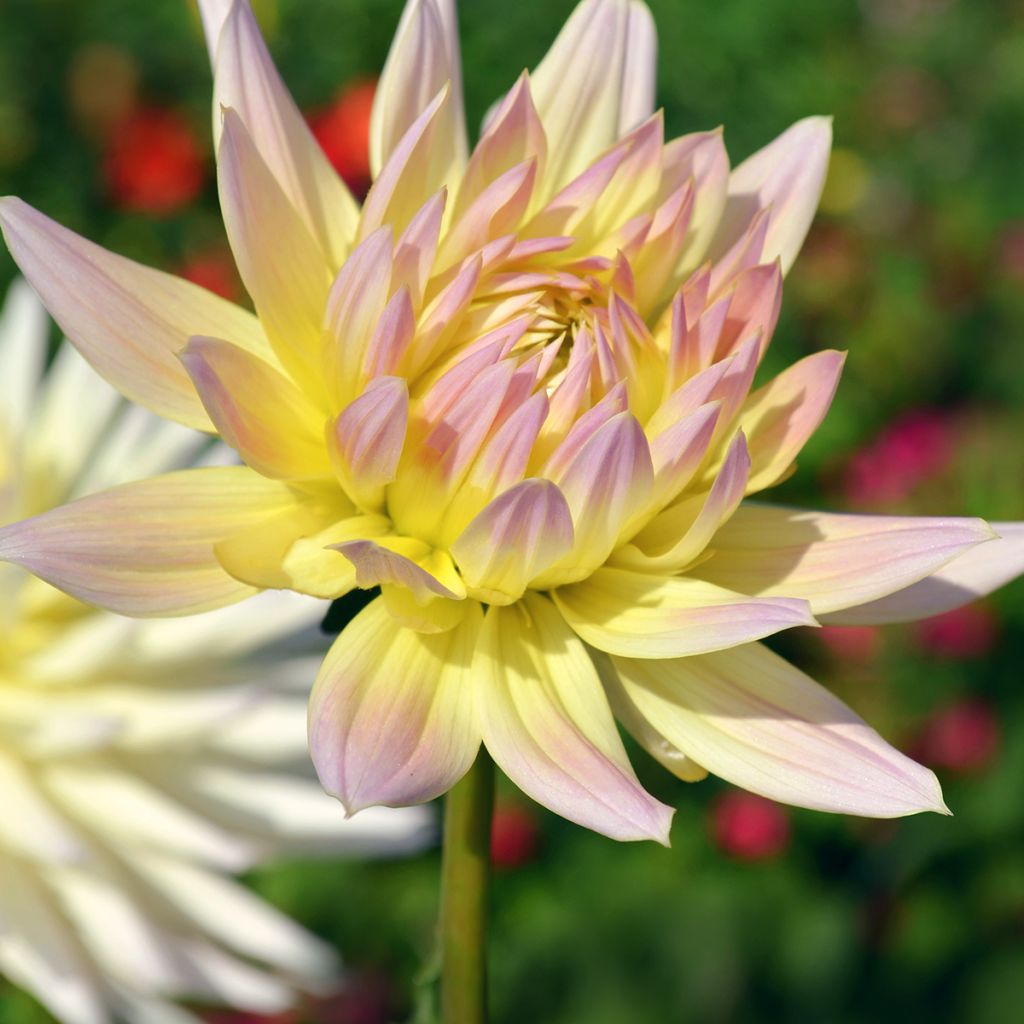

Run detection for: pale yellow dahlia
[[0, 281, 432, 1024], [2, 0, 1023, 845]]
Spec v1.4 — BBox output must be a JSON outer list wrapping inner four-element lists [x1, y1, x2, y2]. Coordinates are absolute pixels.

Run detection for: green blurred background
[[2, 0, 1024, 1021]]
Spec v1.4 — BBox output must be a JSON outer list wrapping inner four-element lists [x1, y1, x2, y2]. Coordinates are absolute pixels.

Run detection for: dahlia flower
[[0, 280, 432, 1024], [2, 0, 1023, 850]]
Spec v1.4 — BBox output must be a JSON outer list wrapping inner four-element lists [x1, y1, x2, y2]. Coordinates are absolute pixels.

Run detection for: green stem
[[439, 749, 494, 1024]]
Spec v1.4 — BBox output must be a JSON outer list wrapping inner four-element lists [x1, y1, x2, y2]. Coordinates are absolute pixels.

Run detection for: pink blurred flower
[[309, 79, 376, 199], [843, 409, 955, 506], [919, 699, 1000, 774], [997, 223, 1024, 284], [103, 106, 205, 214], [817, 624, 882, 664], [711, 792, 790, 861], [491, 802, 540, 870], [913, 603, 999, 659]]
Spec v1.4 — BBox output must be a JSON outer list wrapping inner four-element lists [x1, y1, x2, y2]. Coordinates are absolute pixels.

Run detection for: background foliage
[[1, 1, 1023, 1021]]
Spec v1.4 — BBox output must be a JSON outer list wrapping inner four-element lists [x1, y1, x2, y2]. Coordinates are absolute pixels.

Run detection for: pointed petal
[[618, 430, 750, 573], [370, 0, 467, 177], [695, 505, 997, 615], [309, 597, 482, 812], [664, 129, 730, 276], [211, 0, 358, 265], [452, 479, 574, 604], [0, 467, 295, 615], [328, 376, 408, 511], [530, 0, 655, 190], [611, 643, 947, 817], [536, 411, 654, 585], [181, 336, 330, 479], [823, 521, 1024, 625], [360, 86, 459, 241], [321, 227, 394, 407], [217, 109, 333, 393], [0, 197, 269, 430], [709, 116, 832, 275], [455, 73, 547, 220], [554, 565, 814, 658], [476, 593, 673, 843], [739, 349, 845, 493]]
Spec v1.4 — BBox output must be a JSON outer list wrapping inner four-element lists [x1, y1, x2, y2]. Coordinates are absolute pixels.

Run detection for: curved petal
[[709, 116, 832, 275], [308, 597, 482, 813], [611, 643, 948, 817], [335, 537, 466, 600], [739, 349, 845, 493], [181, 336, 331, 480], [664, 129, 729, 277], [476, 593, 673, 843], [209, 0, 358, 266], [553, 565, 814, 658], [0, 467, 295, 615], [370, 0, 467, 178], [695, 504, 997, 614], [451, 478, 574, 604], [327, 376, 409, 511], [823, 521, 1024, 625], [217, 109, 333, 394], [0, 198, 270, 430]]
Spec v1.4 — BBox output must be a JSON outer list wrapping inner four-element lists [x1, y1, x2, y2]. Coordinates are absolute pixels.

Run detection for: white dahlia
[[0, 279, 433, 1024]]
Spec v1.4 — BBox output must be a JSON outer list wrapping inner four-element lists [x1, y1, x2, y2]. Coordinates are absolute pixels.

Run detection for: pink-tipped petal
[[181, 336, 330, 480], [211, 0, 357, 265], [0, 467, 296, 615], [360, 86, 459, 242], [709, 116, 832, 276], [321, 227, 394, 407], [476, 593, 674, 844], [695, 505, 998, 615], [663, 129, 729, 276], [328, 376, 409, 511], [452, 479, 575, 604], [619, 430, 750, 573], [334, 537, 465, 601], [823, 521, 1024, 625], [370, 0, 468, 177], [0, 197, 268, 431], [455, 73, 547, 220], [536, 411, 654, 586], [392, 191, 446, 310], [553, 566, 814, 658], [739, 349, 845, 493], [309, 597, 481, 813], [611, 643, 947, 817]]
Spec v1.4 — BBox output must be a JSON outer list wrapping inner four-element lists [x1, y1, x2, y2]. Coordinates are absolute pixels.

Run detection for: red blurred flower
[[711, 791, 790, 862], [997, 223, 1024, 284], [103, 106, 205, 214], [178, 247, 241, 302], [919, 699, 1000, 774], [490, 801, 539, 869], [913, 603, 999, 660], [842, 409, 955, 506], [817, 624, 882, 664], [309, 79, 376, 199]]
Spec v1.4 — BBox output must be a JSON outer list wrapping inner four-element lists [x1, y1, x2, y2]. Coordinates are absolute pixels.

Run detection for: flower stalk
[[440, 749, 495, 1024]]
